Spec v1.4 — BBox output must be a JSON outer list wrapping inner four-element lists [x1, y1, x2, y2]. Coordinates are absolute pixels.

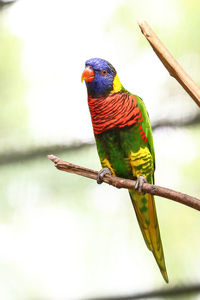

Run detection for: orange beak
[[81, 67, 95, 83]]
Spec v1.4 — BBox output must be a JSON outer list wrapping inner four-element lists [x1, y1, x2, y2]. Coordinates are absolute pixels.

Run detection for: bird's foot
[[135, 176, 147, 194], [97, 167, 112, 184]]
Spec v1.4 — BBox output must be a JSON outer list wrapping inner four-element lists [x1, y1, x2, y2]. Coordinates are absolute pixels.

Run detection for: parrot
[[81, 57, 168, 283]]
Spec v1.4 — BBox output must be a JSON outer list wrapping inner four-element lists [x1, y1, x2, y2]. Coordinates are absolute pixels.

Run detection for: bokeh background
[[0, 0, 200, 299]]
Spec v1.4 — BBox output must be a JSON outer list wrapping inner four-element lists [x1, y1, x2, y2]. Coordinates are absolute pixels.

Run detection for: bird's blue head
[[81, 58, 122, 98]]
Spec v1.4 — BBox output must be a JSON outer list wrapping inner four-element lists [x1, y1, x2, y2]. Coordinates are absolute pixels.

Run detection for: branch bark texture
[[48, 155, 200, 212], [138, 20, 200, 108]]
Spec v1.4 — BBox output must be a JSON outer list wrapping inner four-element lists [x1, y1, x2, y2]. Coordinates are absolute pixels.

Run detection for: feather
[[129, 190, 168, 283]]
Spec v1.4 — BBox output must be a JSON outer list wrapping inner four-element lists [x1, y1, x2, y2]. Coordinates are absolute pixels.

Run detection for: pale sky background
[[5, 0, 192, 143]]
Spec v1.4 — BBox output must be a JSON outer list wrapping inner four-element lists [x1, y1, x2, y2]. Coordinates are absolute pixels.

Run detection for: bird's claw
[[97, 167, 112, 184], [135, 176, 147, 194]]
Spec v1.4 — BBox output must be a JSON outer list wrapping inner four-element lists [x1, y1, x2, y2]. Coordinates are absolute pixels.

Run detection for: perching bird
[[81, 58, 168, 283]]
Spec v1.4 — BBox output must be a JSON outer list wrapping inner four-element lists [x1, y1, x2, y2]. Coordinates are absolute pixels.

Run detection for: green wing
[[135, 95, 156, 174]]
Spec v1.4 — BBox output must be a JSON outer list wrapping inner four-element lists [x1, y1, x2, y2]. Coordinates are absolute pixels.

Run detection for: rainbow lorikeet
[[81, 58, 168, 283]]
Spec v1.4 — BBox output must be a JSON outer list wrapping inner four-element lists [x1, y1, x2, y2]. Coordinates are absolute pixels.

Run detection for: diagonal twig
[[48, 155, 200, 212], [138, 20, 200, 108]]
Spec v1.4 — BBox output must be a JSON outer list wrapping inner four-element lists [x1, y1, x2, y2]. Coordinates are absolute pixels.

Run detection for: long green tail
[[129, 190, 168, 283]]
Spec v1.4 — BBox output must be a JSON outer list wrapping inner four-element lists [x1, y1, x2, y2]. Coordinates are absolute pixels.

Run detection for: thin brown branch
[[138, 20, 200, 108], [48, 155, 200, 211], [86, 283, 200, 299]]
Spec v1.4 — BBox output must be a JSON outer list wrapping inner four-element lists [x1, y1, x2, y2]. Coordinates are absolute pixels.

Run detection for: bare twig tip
[[137, 18, 145, 26], [48, 154, 59, 163]]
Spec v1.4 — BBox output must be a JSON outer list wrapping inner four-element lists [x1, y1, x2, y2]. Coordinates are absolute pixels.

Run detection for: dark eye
[[101, 69, 107, 76]]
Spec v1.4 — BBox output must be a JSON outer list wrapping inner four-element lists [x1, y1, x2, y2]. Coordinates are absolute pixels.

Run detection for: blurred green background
[[0, 0, 200, 299]]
